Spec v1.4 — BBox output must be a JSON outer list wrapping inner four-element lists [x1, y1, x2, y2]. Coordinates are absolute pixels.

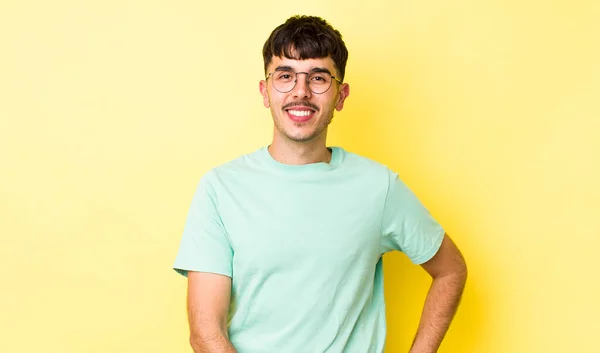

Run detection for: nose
[[292, 72, 312, 99]]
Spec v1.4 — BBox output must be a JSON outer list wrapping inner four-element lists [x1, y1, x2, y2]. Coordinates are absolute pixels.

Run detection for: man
[[174, 15, 467, 353]]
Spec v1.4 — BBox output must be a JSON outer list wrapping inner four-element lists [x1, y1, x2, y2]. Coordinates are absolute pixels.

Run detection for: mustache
[[282, 101, 319, 111]]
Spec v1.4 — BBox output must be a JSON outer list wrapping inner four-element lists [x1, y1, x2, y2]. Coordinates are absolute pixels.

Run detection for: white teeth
[[288, 110, 312, 117]]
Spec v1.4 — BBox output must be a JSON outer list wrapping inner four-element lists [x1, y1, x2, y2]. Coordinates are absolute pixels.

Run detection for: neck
[[268, 133, 331, 165]]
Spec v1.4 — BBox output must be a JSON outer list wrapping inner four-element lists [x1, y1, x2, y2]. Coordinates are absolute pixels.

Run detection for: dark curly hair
[[262, 15, 349, 81]]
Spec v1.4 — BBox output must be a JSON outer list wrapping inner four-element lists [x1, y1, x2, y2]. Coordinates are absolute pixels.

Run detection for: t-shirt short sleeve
[[173, 171, 233, 277], [380, 170, 445, 265]]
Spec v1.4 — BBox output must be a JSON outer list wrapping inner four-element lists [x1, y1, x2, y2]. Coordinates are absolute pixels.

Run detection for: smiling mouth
[[287, 109, 313, 117], [285, 107, 316, 122]]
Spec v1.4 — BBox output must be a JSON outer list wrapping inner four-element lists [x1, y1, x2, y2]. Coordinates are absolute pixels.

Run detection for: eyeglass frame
[[265, 67, 343, 94]]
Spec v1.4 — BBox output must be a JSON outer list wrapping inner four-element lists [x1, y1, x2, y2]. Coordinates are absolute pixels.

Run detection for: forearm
[[190, 329, 237, 353], [410, 272, 467, 353], [186, 272, 236, 352]]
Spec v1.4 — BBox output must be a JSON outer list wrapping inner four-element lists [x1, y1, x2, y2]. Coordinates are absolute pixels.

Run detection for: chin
[[286, 131, 321, 143], [274, 121, 326, 143]]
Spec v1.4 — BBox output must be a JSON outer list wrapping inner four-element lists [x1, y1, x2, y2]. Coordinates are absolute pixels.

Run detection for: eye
[[275, 71, 294, 81], [310, 73, 329, 83]]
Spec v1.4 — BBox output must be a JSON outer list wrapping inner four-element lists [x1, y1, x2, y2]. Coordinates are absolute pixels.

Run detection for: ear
[[259, 80, 270, 108], [335, 83, 350, 111]]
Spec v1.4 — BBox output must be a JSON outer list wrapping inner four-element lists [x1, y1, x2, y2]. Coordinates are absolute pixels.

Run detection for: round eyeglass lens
[[272, 70, 334, 94]]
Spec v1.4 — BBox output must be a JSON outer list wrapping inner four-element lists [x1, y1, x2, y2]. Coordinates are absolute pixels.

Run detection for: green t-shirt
[[174, 146, 444, 353]]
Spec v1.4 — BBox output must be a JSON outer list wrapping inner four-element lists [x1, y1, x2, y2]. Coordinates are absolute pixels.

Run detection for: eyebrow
[[310, 67, 333, 75], [274, 66, 333, 75], [274, 65, 294, 72]]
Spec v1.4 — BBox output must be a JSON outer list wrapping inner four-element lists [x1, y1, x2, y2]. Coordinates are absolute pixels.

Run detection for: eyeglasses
[[266, 69, 343, 94]]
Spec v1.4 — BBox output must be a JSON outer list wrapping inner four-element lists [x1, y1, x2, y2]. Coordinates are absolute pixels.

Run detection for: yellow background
[[1, 0, 598, 352]]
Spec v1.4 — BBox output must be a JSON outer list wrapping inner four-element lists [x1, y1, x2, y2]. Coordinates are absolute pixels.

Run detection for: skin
[[187, 55, 467, 353], [187, 272, 236, 353], [411, 234, 468, 353], [259, 56, 350, 165]]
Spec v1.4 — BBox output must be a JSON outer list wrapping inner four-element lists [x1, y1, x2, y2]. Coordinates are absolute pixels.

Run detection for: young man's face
[[259, 56, 350, 143]]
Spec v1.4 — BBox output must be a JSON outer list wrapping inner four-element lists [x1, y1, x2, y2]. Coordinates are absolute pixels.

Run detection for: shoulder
[[336, 147, 394, 177], [198, 147, 265, 187]]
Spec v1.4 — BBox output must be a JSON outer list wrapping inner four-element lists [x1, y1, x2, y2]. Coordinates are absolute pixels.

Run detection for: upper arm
[[380, 171, 446, 263], [187, 271, 232, 336], [420, 234, 467, 279], [174, 174, 234, 278]]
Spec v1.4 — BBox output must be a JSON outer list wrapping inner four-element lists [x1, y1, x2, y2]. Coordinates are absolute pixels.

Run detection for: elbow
[[444, 258, 468, 288], [455, 260, 468, 287], [454, 248, 468, 283], [189, 331, 212, 352], [189, 327, 229, 352], [461, 257, 469, 279], [459, 259, 468, 279], [189, 333, 203, 352]]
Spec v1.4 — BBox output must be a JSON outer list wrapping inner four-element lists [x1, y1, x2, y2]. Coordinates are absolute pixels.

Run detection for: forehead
[[268, 56, 337, 74]]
